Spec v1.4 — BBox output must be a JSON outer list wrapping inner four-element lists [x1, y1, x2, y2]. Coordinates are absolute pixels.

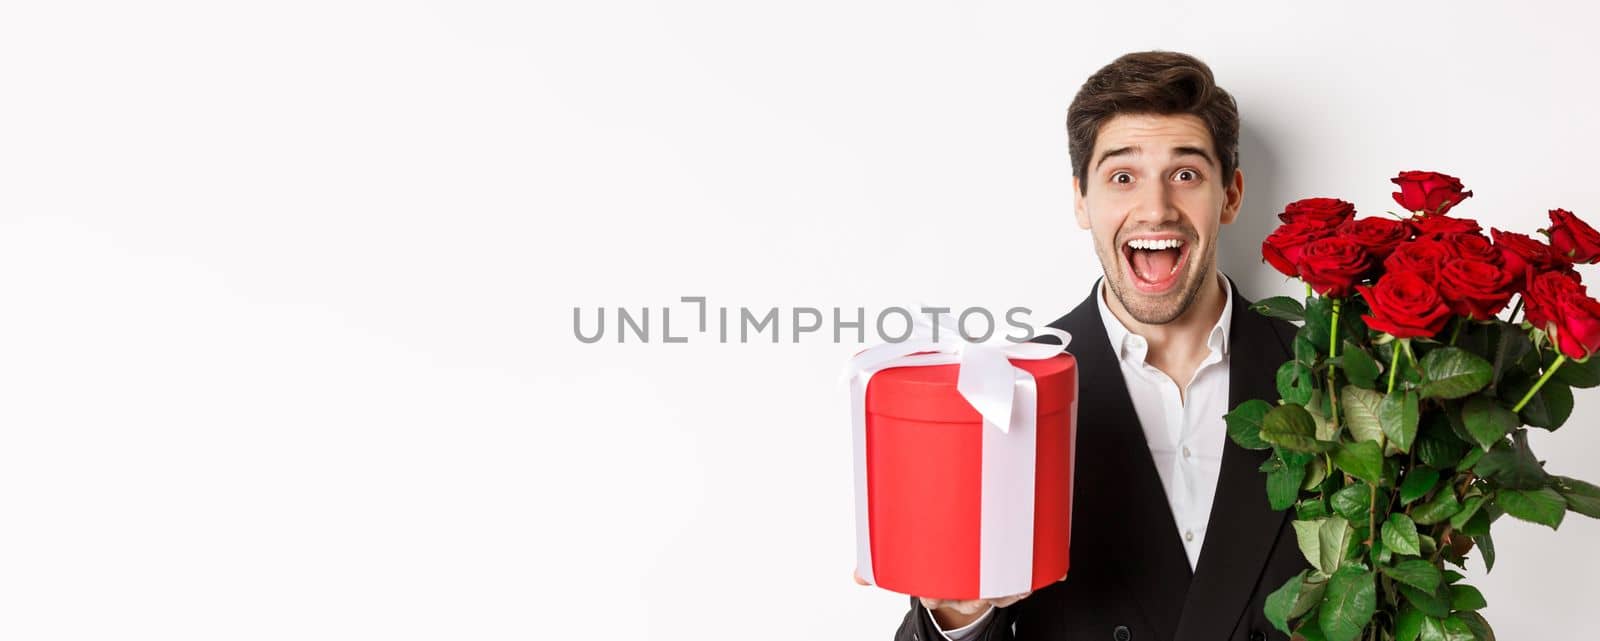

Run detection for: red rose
[[1492, 228, 1564, 292], [1437, 259, 1514, 320], [1444, 233, 1501, 266], [1523, 271, 1600, 360], [1523, 271, 1580, 330], [1336, 217, 1410, 259], [1411, 214, 1483, 240], [1383, 239, 1454, 282], [1297, 237, 1371, 298], [1279, 197, 1357, 228], [1546, 208, 1600, 264], [1391, 170, 1473, 215], [1262, 220, 1338, 278], [1357, 272, 1451, 339]]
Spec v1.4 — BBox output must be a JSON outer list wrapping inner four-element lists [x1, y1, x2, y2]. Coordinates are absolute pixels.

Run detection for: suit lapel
[[1048, 282, 1191, 641], [1172, 283, 1295, 641]]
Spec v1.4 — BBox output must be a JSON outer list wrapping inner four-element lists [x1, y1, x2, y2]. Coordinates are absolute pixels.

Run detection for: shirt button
[[1182, 446, 1193, 460], [1184, 530, 1195, 542]]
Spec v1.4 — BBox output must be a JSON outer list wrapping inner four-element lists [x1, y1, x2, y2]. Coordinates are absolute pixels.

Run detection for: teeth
[[1126, 238, 1185, 251]]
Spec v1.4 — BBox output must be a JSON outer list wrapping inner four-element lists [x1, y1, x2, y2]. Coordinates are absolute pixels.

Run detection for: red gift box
[[849, 343, 1077, 601]]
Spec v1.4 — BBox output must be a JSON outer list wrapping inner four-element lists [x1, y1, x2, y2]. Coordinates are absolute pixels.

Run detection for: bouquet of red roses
[[1230, 171, 1600, 641]]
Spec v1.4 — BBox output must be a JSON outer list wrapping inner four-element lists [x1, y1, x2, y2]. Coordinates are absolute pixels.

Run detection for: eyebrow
[[1094, 145, 1217, 171]]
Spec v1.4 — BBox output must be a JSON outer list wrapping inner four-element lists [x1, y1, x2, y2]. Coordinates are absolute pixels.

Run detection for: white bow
[[842, 311, 1071, 433]]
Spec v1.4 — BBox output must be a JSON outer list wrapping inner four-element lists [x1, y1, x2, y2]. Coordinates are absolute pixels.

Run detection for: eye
[[1111, 171, 1134, 185], [1173, 168, 1200, 182]]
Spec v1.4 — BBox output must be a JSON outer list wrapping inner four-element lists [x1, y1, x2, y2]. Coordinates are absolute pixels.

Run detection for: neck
[[1104, 270, 1228, 366]]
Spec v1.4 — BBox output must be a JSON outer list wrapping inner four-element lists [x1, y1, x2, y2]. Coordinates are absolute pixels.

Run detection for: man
[[866, 51, 1305, 641]]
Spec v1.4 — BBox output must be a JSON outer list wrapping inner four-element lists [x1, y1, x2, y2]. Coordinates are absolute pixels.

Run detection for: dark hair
[[1067, 51, 1239, 195]]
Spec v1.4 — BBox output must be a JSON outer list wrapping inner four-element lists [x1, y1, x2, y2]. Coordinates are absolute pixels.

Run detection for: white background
[[3, 0, 1599, 638]]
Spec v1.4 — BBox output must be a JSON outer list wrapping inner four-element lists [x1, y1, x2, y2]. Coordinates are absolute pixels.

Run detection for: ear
[[1220, 168, 1244, 225], [1073, 177, 1091, 229]]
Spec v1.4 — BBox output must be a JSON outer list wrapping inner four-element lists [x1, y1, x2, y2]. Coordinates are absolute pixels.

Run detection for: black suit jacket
[[894, 278, 1305, 641]]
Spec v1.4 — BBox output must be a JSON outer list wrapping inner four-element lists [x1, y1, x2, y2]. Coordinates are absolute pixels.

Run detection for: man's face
[[1074, 113, 1243, 324]]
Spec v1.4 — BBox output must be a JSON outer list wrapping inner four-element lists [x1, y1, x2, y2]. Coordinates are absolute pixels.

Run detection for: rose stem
[[1369, 480, 1379, 550], [1329, 299, 1342, 427], [1387, 339, 1402, 394], [1512, 354, 1567, 413]]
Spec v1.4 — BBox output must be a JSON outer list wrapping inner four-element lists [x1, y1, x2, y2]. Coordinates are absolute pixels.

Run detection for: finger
[[852, 569, 871, 586], [944, 599, 989, 616], [989, 591, 1031, 608], [919, 597, 943, 610]]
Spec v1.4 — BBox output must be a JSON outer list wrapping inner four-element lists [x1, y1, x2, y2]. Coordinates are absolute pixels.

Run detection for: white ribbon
[[847, 312, 1071, 598]]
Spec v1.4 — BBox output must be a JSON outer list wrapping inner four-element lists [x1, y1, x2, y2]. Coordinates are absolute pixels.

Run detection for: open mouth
[[1121, 236, 1190, 294]]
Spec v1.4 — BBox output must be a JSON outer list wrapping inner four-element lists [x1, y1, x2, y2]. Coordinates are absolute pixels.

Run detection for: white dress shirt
[[929, 277, 1234, 640]]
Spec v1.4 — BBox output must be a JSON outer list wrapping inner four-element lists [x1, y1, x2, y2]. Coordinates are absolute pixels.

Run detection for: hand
[[852, 569, 1041, 630]]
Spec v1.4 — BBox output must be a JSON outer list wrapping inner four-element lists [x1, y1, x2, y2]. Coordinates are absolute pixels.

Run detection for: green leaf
[[1419, 347, 1494, 400], [1551, 475, 1600, 519], [1491, 321, 1534, 388], [1343, 343, 1381, 390], [1267, 456, 1308, 511], [1333, 440, 1384, 486], [1318, 567, 1377, 641], [1473, 431, 1548, 490], [1383, 559, 1443, 591], [1263, 572, 1302, 635], [1310, 391, 1339, 441], [1417, 534, 1437, 556], [1401, 582, 1452, 619], [1461, 396, 1519, 450], [1297, 619, 1330, 641], [1456, 612, 1496, 641], [1449, 495, 1486, 531], [1396, 605, 1425, 641], [1296, 332, 1320, 366], [1412, 488, 1462, 526], [1425, 616, 1476, 641], [1383, 513, 1421, 556], [1498, 487, 1566, 530], [1418, 617, 1447, 641], [1279, 361, 1315, 406], [1294, 518, 1326, 572], [1225, 399, 1273, 450], [1538, 380, 1574, 429], [1340, 386, 1386, 444], [1400, 468, 1441, 505], [1318, 517, 1355, 576], [1417, 414, 1469, 469], [1292, 576, 1327, 619], [1262, 404, 1331, 453], [1509, 376, 1574, 429], [1255, 296, 1307, 322], [1552, 350, 1600, 388], [1330, 483, 1372, 524], [1379, 390, 1419, 453], [1458, 502, 1493, 535], [1303, 456, 1330, 491], [1473, 532, 1496, 574], [1298, 498, 1331, 521], [1449, 584, 1487, 611]]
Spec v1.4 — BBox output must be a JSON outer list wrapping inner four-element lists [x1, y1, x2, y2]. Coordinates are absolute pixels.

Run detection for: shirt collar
[[1094, 275, 1233, 364]]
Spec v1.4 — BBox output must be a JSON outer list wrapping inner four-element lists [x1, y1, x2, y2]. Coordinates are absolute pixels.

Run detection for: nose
[[1127, 180, 1181, 227]]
